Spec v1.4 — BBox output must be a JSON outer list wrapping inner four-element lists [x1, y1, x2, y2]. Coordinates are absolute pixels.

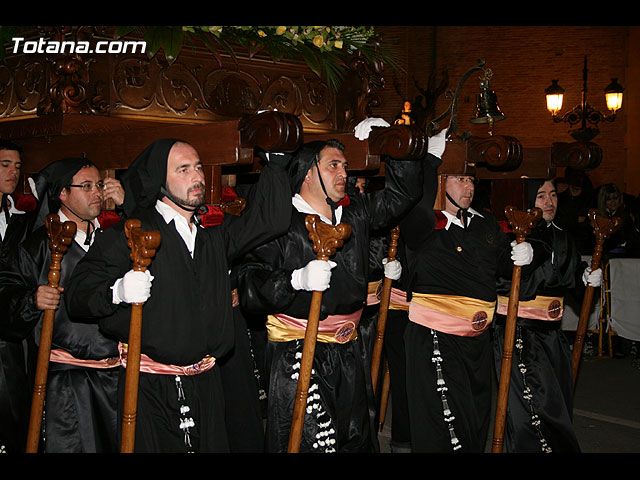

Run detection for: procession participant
[[237, 131, 439, 453], [0, 157, 125, 453], [493, 178, 600, 453], [65, 139, 291, 453], [399, 146, 534, 453], [0, 139, 33, 453]]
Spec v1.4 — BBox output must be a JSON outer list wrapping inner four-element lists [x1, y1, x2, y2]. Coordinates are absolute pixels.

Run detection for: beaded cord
[[431, 329, 462, 451], [290, 340, 337, 453], [515, 326, 552, 453], [175, 375, 196, 453], [247, 328, 267, 403]]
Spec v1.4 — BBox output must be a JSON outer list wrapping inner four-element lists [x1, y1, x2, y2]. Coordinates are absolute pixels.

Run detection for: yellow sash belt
[[267, 309, 363, 344], [409, 293, 496, 336], [496, 295, 564, 321]]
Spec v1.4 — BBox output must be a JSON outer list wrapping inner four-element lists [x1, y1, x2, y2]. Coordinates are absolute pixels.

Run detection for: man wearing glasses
[[399, 158, 534, 453], [0, 157, 125, 452]]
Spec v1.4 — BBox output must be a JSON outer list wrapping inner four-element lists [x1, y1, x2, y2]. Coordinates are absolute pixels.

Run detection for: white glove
[[113, 269, 154, 304], [510, 240, 533, 266], [291, 260, 337, 292], [582, 267, 602, 288], [383, 258, 402, 280], [354, 117, 390, 140], [427, 128, 448, 159]]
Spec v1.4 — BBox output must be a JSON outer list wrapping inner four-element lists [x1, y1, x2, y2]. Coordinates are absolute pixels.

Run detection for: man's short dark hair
[[323, 139, 345, 154], [0, 139, 23, 154]]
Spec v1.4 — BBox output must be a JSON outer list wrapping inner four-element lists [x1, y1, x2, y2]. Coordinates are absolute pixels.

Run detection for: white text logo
[[11, 37, 146, 55]]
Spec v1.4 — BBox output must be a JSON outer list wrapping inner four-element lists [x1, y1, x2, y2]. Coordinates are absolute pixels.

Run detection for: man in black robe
[[493, 178, 601, 452], [65, 139, 291, 453], [399, 144, 534, 453], [237, 135, 431, 453], [0, 139, 32, 453], [0, 156, 125, 452]]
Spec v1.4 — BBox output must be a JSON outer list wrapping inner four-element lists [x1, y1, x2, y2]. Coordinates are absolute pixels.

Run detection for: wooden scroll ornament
[[120, 219, 161, 453], [287, 214, 351, 453], [370, 226, 400, 393], [26, 214, 77, 453], [572, 209, 621, 387], [492, 206, 542, 453]]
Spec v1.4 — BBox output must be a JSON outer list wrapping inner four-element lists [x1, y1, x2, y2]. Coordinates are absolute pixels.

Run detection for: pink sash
[[268, 309, 363, 344], [50, 348, 121, 369], [118, 342, 215, 376], [409, 293, 495, 337]]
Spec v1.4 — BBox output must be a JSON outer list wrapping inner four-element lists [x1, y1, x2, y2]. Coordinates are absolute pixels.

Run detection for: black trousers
[[118, 366, 229, 453], [405, 322, 492, 453]]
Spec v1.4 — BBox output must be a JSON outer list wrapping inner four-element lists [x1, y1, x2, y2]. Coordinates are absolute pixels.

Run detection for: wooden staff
[[572, 209, 620, 388], [492, 205, 542, 453], [120, 219, 161, 453], [287, 214, 351, 453], [26, 214, 76, 453], [371, 225, 400, 393], [378, 361, 391, 432]]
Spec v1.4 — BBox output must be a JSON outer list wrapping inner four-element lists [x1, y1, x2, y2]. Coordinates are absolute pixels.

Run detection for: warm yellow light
[[545, 79, 564, 116], [604, 77, 624, 113], [605, 91, 623, 113], [546, 93, 563, 115]]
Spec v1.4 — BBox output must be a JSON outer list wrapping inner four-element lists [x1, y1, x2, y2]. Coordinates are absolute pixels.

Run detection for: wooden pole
[[492, 206, 542, 453], [378, 361, 391, 432], [371, 226, 400, 393], [572, 209, 620, 388], [25, 214, 76, 453], [287, 214, 351, 453], [120, 219, 161, 453]]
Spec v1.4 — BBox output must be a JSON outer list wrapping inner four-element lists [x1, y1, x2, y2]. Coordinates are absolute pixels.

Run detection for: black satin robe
[[238, 156, 424, 453], [0, 223, 120, 453], [65, 159, 291, 453], [0, 206, 36, 453], [493, 221, 585, 453]]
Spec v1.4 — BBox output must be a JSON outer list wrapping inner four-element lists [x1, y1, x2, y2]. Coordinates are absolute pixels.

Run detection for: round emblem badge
[[547, 299, 562, 319], [334, 321, 356, 344], [471, 311, 488, 331]]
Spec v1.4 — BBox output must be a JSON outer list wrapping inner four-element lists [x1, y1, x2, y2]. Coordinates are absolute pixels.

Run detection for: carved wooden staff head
[[387, 225, 401, 261], [305, 214, 351, 261], [45, 214, 77, 288], [124, 219, 162, 272], [504, 206, 543, 243], [587, 208, 622, 267]]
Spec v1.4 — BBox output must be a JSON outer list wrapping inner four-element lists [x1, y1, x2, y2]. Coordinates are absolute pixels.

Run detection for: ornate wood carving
[[239, 110, 303, 153], [368, 124, 428, 160], [467, 135, 523, 172], [336, 51, 386, 133], [1, 26, 387, 135], [551, 141, 602, 170]]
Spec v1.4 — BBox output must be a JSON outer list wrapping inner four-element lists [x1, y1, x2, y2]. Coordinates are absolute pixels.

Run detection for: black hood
[[32, 157, 95, 231], [121, 138, 182, 217]]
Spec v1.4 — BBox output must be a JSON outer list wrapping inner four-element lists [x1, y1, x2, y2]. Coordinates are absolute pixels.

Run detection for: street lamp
[[545, 55, 624, 142]]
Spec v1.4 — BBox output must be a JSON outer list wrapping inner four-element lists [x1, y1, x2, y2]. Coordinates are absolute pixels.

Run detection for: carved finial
[[305, 215, 351, 261], [504, 206, 542, 243], [45, 213, 77, 288], [124, 219, 162, 271]]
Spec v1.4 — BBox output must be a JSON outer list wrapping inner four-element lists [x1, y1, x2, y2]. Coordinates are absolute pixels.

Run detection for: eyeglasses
[[68, 182, 105, 192]]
